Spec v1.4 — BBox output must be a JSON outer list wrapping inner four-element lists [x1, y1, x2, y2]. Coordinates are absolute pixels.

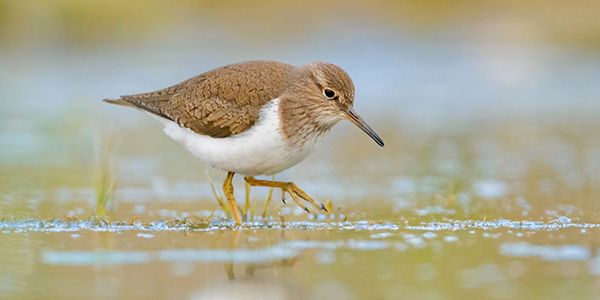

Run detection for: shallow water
[[2, 120, 600, 299], [2, 2, 600, 299], [3, 200, 600, 299]]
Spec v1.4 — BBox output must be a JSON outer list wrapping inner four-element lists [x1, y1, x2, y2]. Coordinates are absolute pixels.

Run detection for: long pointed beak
[[345, 108, 385, 147]]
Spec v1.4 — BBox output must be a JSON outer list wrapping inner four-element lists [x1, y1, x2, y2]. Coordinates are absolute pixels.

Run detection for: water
[[2, 211, 600, 299], [2, 2, 600, 299]]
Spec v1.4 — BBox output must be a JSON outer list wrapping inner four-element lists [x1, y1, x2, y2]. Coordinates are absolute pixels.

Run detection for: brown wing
[[118, 61, 294, 138]]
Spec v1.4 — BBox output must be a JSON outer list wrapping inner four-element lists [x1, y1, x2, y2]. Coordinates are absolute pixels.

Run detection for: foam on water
[[2, 218, 600, 233], [0, 219, 400, 233], [405, 219, 600, 231]]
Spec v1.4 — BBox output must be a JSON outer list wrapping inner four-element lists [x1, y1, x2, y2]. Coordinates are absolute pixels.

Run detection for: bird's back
[[107, 60, 295, 138]]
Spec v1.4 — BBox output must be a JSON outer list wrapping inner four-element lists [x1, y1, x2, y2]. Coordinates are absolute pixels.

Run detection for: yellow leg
[[261, 175, 275, 219], [244, 177, 328, 213], [223, 172, 241, 225], [244, 181, 251, 221]]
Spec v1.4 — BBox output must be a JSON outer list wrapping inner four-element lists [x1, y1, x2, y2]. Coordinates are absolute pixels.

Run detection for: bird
[[104, 60, 384, 225]]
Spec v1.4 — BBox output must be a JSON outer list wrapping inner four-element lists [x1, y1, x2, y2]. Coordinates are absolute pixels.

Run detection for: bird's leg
[[244, 177, 328, 213], [244, 181, 251, 221], [260, 175, 276, 219], [223, 172, 242, 225]]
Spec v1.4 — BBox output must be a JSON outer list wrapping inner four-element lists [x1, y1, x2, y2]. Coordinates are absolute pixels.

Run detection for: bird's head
[[292, 61, 384, 147]]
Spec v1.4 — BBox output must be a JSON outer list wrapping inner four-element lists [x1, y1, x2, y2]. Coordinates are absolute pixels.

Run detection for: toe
[[320, 203, 328, 212]]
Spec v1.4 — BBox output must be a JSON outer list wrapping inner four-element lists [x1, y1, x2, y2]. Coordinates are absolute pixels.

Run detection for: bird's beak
[[344, 108, 385, 147]]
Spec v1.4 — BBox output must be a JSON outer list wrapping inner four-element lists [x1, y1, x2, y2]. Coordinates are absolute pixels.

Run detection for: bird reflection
[[223, 229, 300, 280]]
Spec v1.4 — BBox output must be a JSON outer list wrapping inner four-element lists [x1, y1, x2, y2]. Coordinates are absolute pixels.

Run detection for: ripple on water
[[499, 242, 591, 261], [10, 217, 599, 267], [472, 179, 509, 199], [40, 238, 415, 266], [42, 246, 300, 266], [136, 233, 154, 239]]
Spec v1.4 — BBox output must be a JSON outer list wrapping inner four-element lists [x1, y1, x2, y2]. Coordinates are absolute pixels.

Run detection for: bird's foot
[[244, 177, 328, 213]]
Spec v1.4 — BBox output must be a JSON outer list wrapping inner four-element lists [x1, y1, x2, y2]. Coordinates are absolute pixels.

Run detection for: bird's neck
[[278, 97, 335, 148]]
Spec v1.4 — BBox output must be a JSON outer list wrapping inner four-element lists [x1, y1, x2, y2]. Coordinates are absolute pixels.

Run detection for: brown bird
[[104, 60, 384, 225]]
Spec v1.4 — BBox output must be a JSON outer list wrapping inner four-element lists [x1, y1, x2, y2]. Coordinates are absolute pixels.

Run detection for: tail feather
[[103, 98, 136, 107], [102, 97, 174, 122]]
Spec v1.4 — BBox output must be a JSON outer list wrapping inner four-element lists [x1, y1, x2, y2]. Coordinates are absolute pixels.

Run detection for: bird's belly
[[158, 99, 321, 176]]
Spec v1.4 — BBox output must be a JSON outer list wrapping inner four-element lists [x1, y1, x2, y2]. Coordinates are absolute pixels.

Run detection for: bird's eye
[[323, 88, 336, 99]]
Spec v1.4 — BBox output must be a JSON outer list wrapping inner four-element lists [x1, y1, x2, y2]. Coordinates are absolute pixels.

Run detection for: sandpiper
[[104, 60, 384, 225]]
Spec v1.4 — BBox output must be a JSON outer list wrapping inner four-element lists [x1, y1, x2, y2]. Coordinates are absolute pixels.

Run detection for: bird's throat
[[278, 98, 334, 149]]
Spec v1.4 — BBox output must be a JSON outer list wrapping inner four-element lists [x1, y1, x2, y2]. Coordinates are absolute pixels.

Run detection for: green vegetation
[[94, 136, 114, 218]]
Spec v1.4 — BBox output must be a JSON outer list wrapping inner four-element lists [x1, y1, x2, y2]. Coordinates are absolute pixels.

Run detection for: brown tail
[[102, 97, 174, 121], [103, 98, 136, 107]]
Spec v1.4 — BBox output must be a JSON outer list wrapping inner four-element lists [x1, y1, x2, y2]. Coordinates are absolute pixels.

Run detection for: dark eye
[[323, 88, 336, 99]]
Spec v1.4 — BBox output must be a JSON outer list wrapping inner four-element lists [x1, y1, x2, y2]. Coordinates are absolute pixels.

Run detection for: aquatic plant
[[206, 171, 230, 218], [94, 136, 115, 218]]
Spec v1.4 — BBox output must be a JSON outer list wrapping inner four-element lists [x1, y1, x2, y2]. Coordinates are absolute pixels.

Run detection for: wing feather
[[113, 61, 293, 138]]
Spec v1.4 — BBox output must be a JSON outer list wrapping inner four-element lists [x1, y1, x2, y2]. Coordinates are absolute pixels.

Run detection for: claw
[[244, 177, 324, 217], [320, 203, 328, 212]]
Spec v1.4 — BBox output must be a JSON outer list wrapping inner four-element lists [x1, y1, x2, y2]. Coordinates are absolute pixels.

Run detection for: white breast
[[154, 98, 325, 176]]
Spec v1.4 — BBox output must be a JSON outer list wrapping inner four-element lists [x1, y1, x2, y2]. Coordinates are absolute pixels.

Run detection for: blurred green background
[[2, 0, 599, 213], [1, 1, 600, 299]]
